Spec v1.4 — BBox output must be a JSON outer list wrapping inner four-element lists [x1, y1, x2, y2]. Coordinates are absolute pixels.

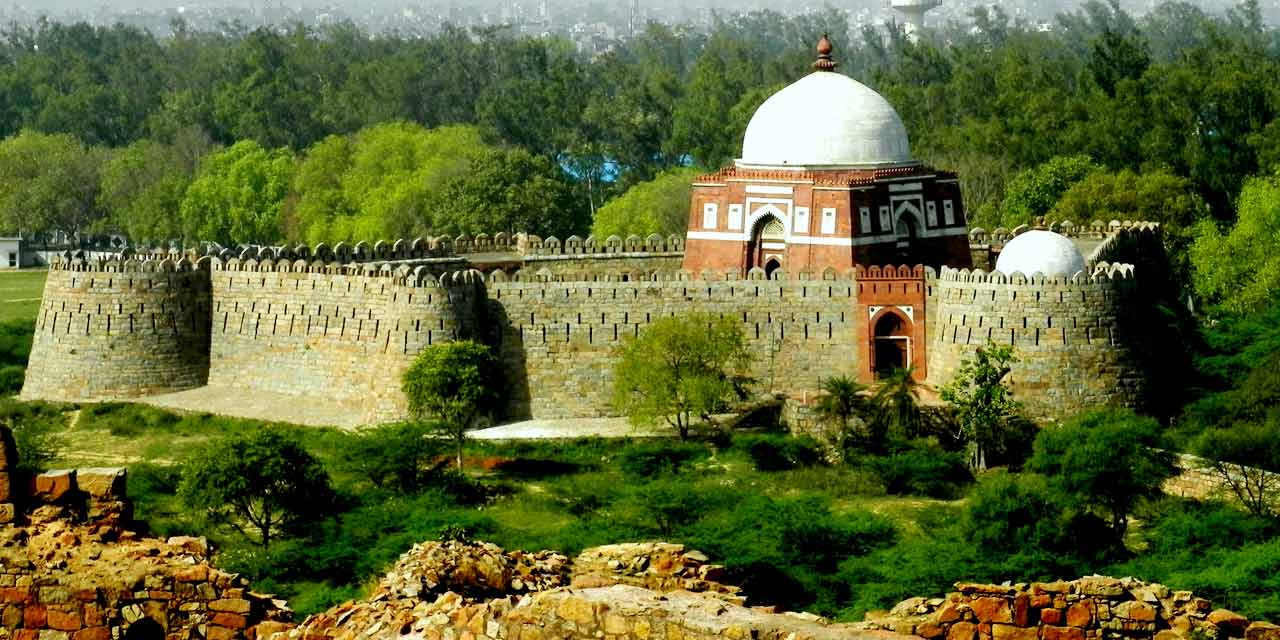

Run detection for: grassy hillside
[[0, 270, 45, 323]]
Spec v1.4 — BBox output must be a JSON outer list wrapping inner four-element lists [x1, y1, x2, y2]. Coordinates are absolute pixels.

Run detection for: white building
[[0, 237, 29, 269]]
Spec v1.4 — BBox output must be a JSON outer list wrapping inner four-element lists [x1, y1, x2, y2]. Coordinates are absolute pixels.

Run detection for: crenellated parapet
[[481, 263, 943, 284], [934, 263, 1137, 286], [927, 262, 1146, 419], [518, 233, 685, 256], [208, 255, 476, 286], [49, 254, 206, 273], [968, 219, 1159, 247]]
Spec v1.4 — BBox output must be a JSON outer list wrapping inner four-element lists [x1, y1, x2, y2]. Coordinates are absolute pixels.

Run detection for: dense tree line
[[0, 2, 1276, 265]]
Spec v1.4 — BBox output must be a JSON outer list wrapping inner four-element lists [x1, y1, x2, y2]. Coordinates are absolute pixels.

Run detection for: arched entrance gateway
[[872, 309, 912, 378], [746, 215, 785, 276]]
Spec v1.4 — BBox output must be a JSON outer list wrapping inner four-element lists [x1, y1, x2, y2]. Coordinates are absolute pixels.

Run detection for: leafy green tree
[[0, 131, 104, 239], [612, 313, 752, 439], [179, 140, 295, 245], [288, 123, 488, 243], [179, 428, 335, 549], [99, 139, 209, 243], [1028, 408, 1176, 536], [1194, 420, 1280, 519], [940, 342, 1022, 471], [1191, 172, 1280, 314], [591, 168, 699, 239], [401, 340, 499, 469], [212, 26, 331, 149], [669, 35, 757, 169], [999, 155, 1100, 228], [433, 147, 587, 238], [338, 422, 442, 492], [1048, 169, 1207, 229]]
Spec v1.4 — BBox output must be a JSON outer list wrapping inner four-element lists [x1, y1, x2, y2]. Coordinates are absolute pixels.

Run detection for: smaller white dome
[[995, 230, 1086, 277]]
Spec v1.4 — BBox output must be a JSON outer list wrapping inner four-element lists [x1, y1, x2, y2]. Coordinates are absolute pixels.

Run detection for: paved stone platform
[[137, 385, 366, 428], [467, 417, 666, 440], [134, 385, 667, 437]]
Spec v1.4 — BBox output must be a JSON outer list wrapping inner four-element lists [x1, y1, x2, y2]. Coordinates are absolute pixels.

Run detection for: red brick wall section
[[0, 425, 294, 640], [853, 266, 928, 383], [869, 577, 1276, 640]]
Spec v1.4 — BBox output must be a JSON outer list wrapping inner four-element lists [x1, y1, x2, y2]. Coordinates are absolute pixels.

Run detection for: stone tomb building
[[20, 39, 1162, 426], [681, 36, 971, 279]]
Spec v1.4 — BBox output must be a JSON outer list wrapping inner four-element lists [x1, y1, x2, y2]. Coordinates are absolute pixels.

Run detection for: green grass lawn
[[0, 269, 46, 323]]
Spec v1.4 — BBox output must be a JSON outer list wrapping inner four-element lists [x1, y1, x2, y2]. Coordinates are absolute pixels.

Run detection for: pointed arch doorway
[[872, 309, 912, 378], [747, 215, 786, 275]]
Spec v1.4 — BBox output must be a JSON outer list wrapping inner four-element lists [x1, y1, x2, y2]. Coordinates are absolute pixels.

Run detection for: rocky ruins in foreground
[[1, 422, 1277, 640]]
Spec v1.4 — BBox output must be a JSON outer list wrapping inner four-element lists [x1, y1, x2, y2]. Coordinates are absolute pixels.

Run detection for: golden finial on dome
[[812, 33, 837, 72]]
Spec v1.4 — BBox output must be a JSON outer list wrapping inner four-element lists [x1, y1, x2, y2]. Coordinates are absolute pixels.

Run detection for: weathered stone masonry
[[206, 259, 485, 424], [925, 264, 1146, 419], [486, 272, 859, 419], [19, 259, 210, 402], [22, 224, 1160, 425]]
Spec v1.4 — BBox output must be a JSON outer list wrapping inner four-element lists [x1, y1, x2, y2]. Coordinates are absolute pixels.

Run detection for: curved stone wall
[[206, 258, 485, 423], [21, 258, 212, 402], [926, 265, 1147, 419]]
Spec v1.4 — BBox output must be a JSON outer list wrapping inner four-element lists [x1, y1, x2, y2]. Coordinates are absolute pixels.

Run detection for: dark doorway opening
[[123, 619, 164, 640], [764, 257, 782, 278], [746, 215, 785, 273], [873, 311, 911, 378]]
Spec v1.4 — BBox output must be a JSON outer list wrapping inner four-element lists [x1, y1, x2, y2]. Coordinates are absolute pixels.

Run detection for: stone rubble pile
[[571, 542, 743, 603], [0, 503, 294, 640], [381, 541, 570, 601], [0, 425, 293, 640], [869, 576, 1278, 640], [284, 539, 897, 640]]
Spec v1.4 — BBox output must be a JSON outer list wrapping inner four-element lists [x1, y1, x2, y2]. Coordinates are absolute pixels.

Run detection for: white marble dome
[[995, 230, 1087, 277], [738, 71, 914, 168]]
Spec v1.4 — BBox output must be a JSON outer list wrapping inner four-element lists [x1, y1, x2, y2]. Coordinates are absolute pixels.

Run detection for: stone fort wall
[[21, 258, 212, 402], [925, 264, 1146, 420], [206, 258, 485, 424], [486, 269, 859, 418], [21, 223, 1160, 425]]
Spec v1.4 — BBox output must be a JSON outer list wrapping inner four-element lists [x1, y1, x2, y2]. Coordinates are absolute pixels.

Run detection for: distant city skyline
[[0, 0, 1274, 43]]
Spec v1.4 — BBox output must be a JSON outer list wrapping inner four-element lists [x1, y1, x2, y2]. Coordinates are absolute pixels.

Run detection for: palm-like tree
[[872, 366, 927, 441], [813, 375, 871, 450]]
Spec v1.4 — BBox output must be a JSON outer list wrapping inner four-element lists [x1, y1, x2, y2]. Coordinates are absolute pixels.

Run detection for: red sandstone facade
[[681, 165, 972, 277]]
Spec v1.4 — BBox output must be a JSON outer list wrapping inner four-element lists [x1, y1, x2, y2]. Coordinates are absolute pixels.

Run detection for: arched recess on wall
[[746, 215, 786, 274], [871, 307, 912, 378], [893, 200, 923, 250]]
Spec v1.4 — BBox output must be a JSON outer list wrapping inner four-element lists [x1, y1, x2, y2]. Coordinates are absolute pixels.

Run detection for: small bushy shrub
[[0, 399, 65, 473], [616, 475, 728, 535], [684, 494, 897, 612], [0, 320, 33, 368], [868, 439, 972, 499], [1136, 498, 1275, 555], [964, 471, 1117, 574], [616, 441, 709, 477], [0, 365, 23, 395], [737, 434, 823, 471], [335, 422, 443, 491], [430, 468, 509, 506]]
